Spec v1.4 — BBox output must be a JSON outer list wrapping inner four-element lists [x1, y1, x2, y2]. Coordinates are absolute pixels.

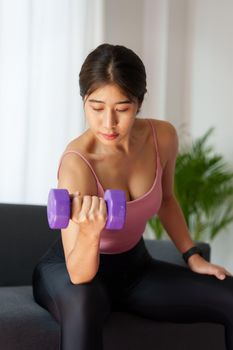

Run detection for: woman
[[33, 43, 233, 350]]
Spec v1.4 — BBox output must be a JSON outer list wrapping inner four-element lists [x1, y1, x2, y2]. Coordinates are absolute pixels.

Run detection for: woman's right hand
[[70, 192, 108, 237]]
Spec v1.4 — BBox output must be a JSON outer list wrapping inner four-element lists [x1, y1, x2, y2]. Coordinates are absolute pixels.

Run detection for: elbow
[[69, 274, 94, 285], [67, 264, 96, 285], [66, 254, 98, 285]]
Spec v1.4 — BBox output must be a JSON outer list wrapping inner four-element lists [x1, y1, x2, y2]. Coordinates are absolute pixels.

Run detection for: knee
[[55, 277, 111, 321]]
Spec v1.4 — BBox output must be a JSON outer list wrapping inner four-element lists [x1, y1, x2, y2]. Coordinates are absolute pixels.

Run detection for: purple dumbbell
[[47, 188, 126, 230]]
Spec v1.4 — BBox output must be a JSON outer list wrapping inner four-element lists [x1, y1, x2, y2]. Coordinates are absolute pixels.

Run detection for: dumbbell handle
[[47, 188, 126, 230]]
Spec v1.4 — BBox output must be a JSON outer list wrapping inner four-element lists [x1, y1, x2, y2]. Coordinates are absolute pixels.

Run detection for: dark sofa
[[0, 203, 226, 350]]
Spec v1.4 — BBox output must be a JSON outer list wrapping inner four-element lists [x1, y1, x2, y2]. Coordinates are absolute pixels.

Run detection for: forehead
[[87, 84, 131, 103]]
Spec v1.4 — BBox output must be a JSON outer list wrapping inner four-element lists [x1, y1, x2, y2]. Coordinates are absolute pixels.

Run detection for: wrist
[[187, 253, 204, 268], [182, 246, 203, 265], [77, 230, 101, 247]]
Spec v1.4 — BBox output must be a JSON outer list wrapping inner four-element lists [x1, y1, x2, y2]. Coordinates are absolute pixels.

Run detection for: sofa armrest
[[144, 239, 210, 267]]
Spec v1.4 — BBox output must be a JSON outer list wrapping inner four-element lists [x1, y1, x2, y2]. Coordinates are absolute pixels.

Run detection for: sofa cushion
[[0, 286, 226, 350], [0, 286, 59, 350]]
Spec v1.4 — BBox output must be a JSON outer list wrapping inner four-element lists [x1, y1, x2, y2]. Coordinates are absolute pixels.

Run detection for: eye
[[92, 108, 103, 112], [116, 108, 128, 113]]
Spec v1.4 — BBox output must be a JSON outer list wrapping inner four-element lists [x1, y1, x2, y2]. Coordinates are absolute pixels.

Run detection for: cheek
[[86, 117, 99, 129], [84, 107, 97, 122]]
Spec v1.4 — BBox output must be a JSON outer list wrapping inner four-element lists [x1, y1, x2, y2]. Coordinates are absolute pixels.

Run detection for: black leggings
[[32, 237, 233, 350]]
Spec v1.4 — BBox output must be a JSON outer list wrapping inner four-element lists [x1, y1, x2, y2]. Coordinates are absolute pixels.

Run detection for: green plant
[[148, 127, 233, 242]]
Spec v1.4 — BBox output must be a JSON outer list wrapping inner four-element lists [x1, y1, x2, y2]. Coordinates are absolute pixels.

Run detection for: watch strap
[[182, 246, 203, 264]]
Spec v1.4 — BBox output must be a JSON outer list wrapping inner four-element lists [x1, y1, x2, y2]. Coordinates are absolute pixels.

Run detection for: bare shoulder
[[149, 118, 177, 139], [58, 132, 98, 196], [148, 118, 179, 166]]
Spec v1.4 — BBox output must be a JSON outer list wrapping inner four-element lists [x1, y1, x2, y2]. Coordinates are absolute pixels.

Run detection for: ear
[[137, 102, 142, 114]]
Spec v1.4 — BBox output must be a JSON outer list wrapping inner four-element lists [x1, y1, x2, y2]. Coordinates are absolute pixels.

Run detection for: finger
[[98, 198, 107, 225], [80, 195, 92, 215], [224, 270, 233, 277], [89, 196, 99, 213], [216, 266, 233, 279], [218, 274, 226, 280], [99, 197, 107, 215], [216, 270, 226, 280], [71, 194, 82, 219]]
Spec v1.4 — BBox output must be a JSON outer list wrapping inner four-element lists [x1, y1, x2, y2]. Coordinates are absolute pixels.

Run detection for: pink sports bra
[[57, 119, 163, 254]]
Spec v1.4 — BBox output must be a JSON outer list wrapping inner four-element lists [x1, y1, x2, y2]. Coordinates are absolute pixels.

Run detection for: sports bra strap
[[56, 150, 101, 188], [147, 119, 161, 165]]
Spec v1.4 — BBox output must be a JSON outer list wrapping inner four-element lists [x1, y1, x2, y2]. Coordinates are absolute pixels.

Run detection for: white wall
[[187, 0, 233, 161], [104, 0, 233, 272], [105, 0, 143, 56]]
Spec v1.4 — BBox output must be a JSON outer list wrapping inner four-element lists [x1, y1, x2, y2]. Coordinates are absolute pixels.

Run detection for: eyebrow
[[88, 99, 132, 105]]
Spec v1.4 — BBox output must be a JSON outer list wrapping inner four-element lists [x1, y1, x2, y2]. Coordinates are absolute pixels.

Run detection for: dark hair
[[79, 43, 147, 109]]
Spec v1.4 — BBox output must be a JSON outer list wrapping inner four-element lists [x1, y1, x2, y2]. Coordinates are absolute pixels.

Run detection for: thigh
[[32, 259, 112, 324], [122, 258, 233, 324]]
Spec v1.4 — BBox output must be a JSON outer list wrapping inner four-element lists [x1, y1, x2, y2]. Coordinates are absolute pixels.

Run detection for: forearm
[[157, 195, 195, 253], [67, 232, 100, 284]]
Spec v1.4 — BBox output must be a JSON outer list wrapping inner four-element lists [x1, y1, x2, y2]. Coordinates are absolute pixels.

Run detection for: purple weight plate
[[104, 189, 126, 230], [47, 189, 70, 229]]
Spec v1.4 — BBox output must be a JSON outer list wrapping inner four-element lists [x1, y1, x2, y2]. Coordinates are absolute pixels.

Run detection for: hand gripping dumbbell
[[47, 188, 126, 230]]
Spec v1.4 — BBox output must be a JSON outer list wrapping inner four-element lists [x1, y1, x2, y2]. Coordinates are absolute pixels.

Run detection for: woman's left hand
[[187, 254, 233, 280]]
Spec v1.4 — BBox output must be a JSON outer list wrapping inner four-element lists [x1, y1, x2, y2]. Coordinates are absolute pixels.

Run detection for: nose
[[103, 109, 117, 130]]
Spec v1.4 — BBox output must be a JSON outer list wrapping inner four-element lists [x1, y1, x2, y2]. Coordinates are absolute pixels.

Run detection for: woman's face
[[83, 84, 139, 147]]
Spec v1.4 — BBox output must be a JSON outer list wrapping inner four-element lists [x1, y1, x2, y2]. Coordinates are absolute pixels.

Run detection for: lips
[[102, 133, 118, 136], [100, 132, 119, 140]]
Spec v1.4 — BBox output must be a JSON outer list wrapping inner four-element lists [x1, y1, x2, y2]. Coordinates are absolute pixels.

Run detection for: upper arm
[[57, 152, 98, 263], [154, 120, 179, 200]]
